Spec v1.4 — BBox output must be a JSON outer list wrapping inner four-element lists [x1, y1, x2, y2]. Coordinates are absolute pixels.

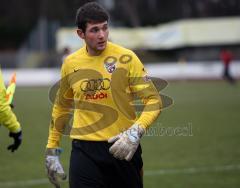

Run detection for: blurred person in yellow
[[45, 2, 162, 188], [0, 69, 22, 152]]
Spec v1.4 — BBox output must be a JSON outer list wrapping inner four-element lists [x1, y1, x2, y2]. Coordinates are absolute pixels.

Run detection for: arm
[[47, 62, 74, 148], [0, 70, 21, 133], [129, 52, 162, 129], [45, 62, 73, 187], [0, 70, 22, 152], [109, 52, 162, 161], [133, 80, 162, 129]]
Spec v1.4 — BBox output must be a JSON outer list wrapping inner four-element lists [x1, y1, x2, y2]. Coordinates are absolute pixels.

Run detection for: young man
[[0, 69, 22, 152], [45, 2, 162, 188]]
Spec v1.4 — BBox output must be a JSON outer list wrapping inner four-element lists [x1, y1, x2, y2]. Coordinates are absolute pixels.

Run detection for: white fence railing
[[2, 62, 240, 86]]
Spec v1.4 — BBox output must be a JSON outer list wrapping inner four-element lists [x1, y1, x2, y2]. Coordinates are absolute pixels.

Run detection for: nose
[[98, 30, 104, 39]]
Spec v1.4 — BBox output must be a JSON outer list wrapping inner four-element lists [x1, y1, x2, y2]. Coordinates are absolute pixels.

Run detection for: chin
[[97, 45, 106, 51]]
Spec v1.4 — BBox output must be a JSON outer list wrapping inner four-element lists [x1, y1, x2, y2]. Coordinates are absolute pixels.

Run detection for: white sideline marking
[[0, 164, 240, 187], [0, 178, 49, 187], [144, 164, 240, 176]]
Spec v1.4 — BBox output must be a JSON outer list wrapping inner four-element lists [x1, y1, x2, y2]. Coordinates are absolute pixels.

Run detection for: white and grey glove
[[108, 124, 145, 161], [45, 148, 67, 188]]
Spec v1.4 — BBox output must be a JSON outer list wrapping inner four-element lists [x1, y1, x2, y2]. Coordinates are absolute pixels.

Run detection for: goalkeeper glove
[[108, 124, 145, 161], [45, 148, 67, 188], [7, 131, 22, 152]]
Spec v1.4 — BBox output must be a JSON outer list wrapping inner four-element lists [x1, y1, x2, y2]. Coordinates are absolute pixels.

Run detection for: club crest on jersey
[[104, 56, 117, 73]]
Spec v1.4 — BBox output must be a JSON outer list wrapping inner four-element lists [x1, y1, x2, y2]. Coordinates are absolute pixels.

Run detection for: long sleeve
[[46, 62, 73, 148], [0, 69, 21, 133], [129, 53, 162, 129]]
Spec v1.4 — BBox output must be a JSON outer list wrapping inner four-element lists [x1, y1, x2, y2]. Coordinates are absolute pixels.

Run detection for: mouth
[[98, 41, 106, 46]]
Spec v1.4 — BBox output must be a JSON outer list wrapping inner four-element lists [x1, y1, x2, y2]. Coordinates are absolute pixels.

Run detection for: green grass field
[[0, 81, 240, 188]]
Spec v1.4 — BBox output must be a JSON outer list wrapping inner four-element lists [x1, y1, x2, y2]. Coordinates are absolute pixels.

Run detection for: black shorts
[[69, 139, 143, 188]]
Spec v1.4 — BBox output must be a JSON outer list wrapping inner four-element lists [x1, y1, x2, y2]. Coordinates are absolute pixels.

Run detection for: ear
[[77, 29, 85, 39]]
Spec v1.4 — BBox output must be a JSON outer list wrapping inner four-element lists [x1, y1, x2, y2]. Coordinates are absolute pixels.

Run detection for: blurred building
[[0, 0, 240, 68]]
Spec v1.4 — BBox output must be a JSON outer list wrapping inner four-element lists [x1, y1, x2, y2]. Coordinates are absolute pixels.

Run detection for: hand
[[108, 124, 145, 161], [7, 131, 22, 152], [45, 148, 67, 188]]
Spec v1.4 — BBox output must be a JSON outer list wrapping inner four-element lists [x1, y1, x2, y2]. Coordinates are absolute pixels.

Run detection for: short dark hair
[[76, 2, 109, 32]]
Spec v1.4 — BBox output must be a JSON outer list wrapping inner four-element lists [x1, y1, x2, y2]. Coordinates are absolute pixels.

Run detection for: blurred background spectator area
[[0, 0, 240, 68]]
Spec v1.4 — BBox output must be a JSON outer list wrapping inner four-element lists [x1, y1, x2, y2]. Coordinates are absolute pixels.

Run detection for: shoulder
[[64, 47, 85, 64], [107, 42, 136, 57], [106, 42, 143, 70], [62, 47, 85, 69], [60, 47, 85, 75]]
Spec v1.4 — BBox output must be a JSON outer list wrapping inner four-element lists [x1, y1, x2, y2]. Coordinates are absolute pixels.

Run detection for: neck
[[86, 46, 103, 56]]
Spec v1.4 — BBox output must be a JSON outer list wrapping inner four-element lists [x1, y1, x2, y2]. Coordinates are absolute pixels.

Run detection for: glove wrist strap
[[126, 124, 145, 143], [46, 148, 62, 156]]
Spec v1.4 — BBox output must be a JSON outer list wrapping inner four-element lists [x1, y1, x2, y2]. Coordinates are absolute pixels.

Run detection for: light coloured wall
[[56, 17, 240, 52]]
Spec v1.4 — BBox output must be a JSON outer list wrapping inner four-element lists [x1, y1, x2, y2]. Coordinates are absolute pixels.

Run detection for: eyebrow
[[89, 23, 108, 30]]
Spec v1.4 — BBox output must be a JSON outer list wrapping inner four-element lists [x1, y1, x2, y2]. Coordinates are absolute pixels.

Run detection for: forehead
[[86, 21, 108, 30]]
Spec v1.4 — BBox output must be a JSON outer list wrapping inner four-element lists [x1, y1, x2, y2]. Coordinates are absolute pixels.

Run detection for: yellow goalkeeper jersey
[[0, 69, 21, 133], [47, 42, 162, 148]]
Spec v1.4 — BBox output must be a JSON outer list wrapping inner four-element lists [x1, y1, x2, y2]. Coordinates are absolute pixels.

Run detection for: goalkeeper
[[0, 69, 22, 152], [45, 2, 162, 188]]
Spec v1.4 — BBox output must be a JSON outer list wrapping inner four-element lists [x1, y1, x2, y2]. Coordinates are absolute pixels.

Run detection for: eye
[[102, 25, 108, 31], [90, 27, 99, 33]]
